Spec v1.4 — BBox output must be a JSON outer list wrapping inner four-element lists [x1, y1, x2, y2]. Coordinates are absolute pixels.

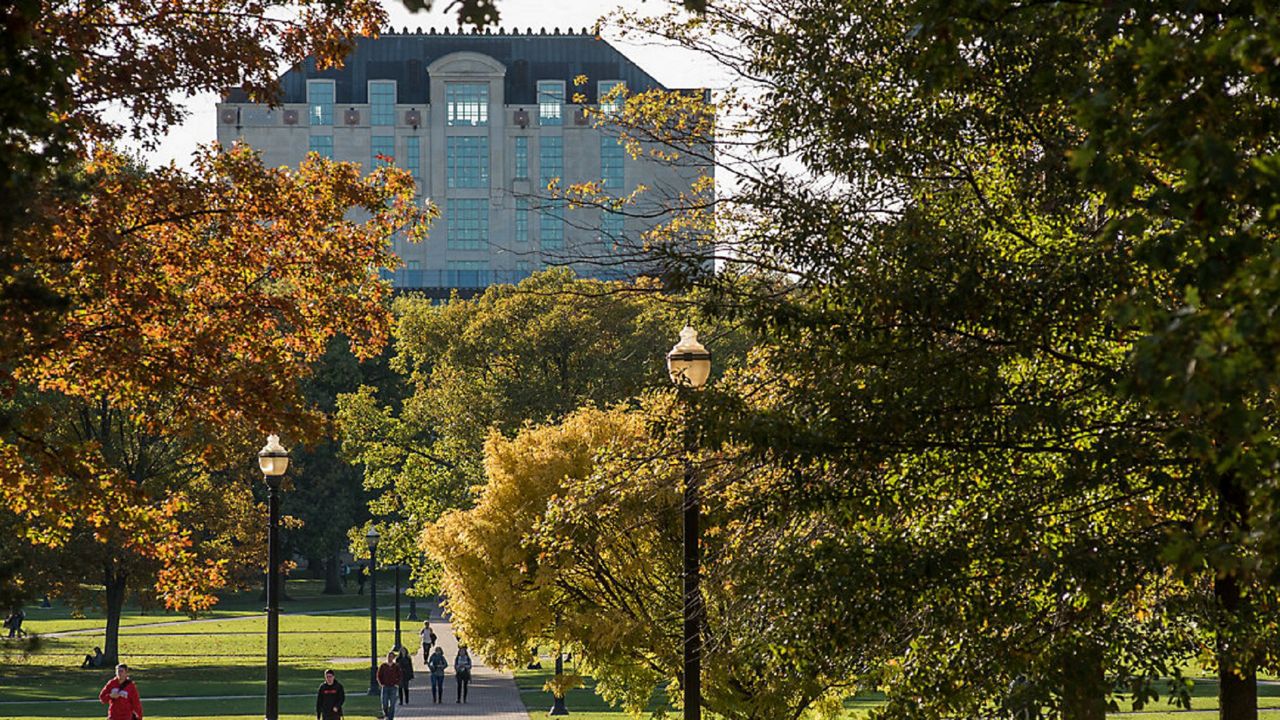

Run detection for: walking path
[[396, 600, 529, 720]]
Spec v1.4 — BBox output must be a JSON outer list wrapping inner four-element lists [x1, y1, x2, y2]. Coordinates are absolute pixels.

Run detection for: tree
[[425, 400, 849, 720], [337, 270, 708, 579], [581, 1, 1280, 717], [1, 145, 429, 659]]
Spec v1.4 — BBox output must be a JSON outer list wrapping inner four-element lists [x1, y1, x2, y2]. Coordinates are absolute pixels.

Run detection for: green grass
[[0, 578, 418, 720], [514, 661, 667, 720]]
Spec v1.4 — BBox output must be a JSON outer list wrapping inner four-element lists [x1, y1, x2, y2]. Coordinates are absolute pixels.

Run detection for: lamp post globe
[[258, 434, 289, 720], [366, 527, 380, 695], [666, 326, 709, 720], [666, 326, 711, 389]]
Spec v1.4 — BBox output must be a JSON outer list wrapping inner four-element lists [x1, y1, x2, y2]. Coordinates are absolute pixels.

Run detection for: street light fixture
[[665, 326, 710, 720], [365, 527, 380, 696], [394, 563, 403, 650], [258, 434, 290, 720]]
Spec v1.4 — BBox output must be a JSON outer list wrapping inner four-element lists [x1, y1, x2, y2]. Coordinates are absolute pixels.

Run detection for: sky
[[144, 0, 719, 168]]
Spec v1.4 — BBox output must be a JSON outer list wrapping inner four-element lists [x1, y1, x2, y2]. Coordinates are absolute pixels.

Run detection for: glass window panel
[[308, 81, 333, 126], [446, 83, 489, 127], [515, 198, 529, 243], [540, 136, 563, 189], [446, 198, 488, 250], [601, 210, 624, 240], [308, 135, 333, 160], [598, 80, 624, 114], [370, 81, 396, 126], [540, 201, 563, 249], [371, 135, 395, 170], [601, 136, 624, 190], [406, 136, 421, 192], [537, 81, 563, 126], [447, 136, 489, 188], [514, 136, 528, 179]]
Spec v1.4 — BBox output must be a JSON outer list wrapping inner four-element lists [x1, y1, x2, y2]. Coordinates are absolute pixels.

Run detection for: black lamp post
[[366, 527, 380, 696], [258, 435, 290, 720], [666, 326, 711, 720], [394, 563, 403, 650]]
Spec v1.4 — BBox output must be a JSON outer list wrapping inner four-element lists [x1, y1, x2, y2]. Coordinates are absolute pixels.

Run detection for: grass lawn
[[0, 578, 416, 720]]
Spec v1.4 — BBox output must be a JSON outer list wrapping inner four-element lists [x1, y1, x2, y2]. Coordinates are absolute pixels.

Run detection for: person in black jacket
[[395, 646, 414, 705], [315, 669, 344, 720]]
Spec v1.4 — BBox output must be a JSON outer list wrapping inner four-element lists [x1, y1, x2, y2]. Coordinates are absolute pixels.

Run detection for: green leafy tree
[[602, 1, 1280, 718], [337, 270, 703, 579]]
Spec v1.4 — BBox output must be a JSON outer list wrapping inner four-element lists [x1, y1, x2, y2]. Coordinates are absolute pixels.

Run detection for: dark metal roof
[[255, 30, 668, 106]]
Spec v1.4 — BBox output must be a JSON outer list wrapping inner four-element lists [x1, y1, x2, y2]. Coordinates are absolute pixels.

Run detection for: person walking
[[395, 646, 414, 705], [418, 621, 435, 663], [5, 608, 25, 638], [376, 650, 402, 720], [454, 645, 473, 704], [427, 646, 448, 704], [356, 563, 367, 595], [315, 669, 344, 720], [98, 663, 143, 720]]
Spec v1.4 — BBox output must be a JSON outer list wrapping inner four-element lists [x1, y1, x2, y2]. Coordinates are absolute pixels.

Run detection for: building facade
[[216, 27, 709, 297]]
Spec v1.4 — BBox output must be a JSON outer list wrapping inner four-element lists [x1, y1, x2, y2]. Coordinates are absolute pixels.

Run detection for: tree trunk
[[322, 549, 343, 595], [1061, 641, 1106, 720], [1216, 571, 1258, 720], [1217, 469, 1257, 720], [308, 555, 327, 580], [102, 566, 127, 667]]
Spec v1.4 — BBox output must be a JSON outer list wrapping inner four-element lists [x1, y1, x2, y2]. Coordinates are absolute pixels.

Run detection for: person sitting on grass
[[81, 647, 105, 669]]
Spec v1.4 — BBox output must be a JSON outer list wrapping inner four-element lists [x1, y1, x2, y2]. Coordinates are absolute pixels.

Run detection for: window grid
[[446, 83, 489, 127], [447, 260, 488, 288], [370, 81, 396, 126], [308, 135, 333, 159], [601, 210, 624, 241], [406, 136, 421, 192], [515, 198, 529, 243], [601, 136, 624, 190], [514, 137, 528, 179], [447, 199, 488, 250], [537, 81, 564, 126], [447, 136, 489, 188], [540, 202, 563, 249], [371, 135, 395, 170], [598, 80, 624, 114], [308, 81, 334, 126], [540, 136, 563, 189]]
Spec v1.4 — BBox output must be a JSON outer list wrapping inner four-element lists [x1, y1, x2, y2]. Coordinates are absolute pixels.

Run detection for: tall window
[[601, 210, 624, 241], [447, 260, 488, 287], [598, 80, 625, 114], [369, 81, 396, 126], [308, 80, 334, 126], [515, 198, 529, 243], [446, 136, 489, 188], [537, 80, 564, 126], [446, 83, 488, 126], [540, 136, 563, 189], [406, 136, 421, 193], [308, 135, 333, 159], [446, 199, 488, 249], [601, 136, 624, 190], [371, 135, 395, 170], [514, 137, 528, 179], [540, 202, 563, 249]]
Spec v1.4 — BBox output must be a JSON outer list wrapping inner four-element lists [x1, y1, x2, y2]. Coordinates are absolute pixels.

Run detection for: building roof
[[231, 28, 669, 105]]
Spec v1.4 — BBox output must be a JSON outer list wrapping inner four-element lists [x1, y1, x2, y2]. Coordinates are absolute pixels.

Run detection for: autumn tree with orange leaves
[[0, 0, 435, 662]]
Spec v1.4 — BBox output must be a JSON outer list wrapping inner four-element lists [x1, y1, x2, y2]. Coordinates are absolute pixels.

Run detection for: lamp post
[[366, 527, 380, 696], [394, 563, 403, 650], [258, 435, 290, 720], [666, 326, 711, 720]]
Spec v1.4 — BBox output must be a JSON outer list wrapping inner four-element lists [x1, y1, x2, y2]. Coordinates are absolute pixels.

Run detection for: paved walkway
[[395, 601, 529, 720]]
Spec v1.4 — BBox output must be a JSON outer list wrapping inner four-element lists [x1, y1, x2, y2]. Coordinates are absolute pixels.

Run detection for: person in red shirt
[[99, 663, 143, 720], [376, 650, 402, 720]]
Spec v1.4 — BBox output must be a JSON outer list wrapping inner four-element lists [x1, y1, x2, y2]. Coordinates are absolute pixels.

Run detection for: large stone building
[[217, 27, 710, 297]]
